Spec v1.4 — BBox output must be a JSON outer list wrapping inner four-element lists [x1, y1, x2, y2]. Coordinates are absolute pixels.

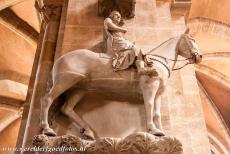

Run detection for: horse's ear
[[184, 28, 190, 34]]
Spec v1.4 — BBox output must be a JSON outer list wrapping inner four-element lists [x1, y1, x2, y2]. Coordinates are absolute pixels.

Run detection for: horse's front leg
[[140, 76, 164, 136], [154, 96, 164, 132]]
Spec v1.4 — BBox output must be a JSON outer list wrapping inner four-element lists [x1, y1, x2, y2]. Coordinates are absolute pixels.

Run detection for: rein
[[150, 54, 194, 71], [147, 52, 198, 77], [147, 35, 200, 72], [172, 62, 191, 71], [152, 54, 192, 62]]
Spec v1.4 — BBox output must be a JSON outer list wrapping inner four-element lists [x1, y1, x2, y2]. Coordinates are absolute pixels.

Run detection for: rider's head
[[109, 11, 122, 25]]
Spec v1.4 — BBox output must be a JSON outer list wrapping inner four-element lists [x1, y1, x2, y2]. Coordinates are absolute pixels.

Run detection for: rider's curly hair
[[109, 11, 124, 26]]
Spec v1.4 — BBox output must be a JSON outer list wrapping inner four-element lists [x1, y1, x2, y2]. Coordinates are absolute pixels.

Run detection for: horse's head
[[177, 29, 202, 64]]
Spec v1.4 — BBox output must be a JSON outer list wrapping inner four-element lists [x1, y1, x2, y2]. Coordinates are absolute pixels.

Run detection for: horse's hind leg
[[40, 86, 64, 136], [61, 89, 95, 140], [40, 74, 84, 136]]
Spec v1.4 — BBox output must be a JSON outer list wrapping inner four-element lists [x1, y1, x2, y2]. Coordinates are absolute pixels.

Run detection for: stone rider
[[103, 11, 157, 75]]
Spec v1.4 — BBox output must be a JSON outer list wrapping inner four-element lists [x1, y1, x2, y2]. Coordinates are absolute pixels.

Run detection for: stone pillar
[[15, 1, 63, 153]]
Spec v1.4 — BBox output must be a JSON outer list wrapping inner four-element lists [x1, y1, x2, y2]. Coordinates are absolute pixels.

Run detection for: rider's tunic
[[104, 18, 137, 71]]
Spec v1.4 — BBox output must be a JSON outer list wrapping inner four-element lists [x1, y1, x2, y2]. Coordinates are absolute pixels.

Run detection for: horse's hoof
[[42, 128, 57, 136], [148, 128, 165, 137], [80, 128, 95, 141]]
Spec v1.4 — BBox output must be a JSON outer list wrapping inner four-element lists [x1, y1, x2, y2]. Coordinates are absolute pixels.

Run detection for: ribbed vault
[[0, 0, 39, 148], [187, 0, 230, 152]]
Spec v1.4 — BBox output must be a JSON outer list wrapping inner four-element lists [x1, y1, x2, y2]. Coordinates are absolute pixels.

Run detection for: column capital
[[35, 2, 62, 23]]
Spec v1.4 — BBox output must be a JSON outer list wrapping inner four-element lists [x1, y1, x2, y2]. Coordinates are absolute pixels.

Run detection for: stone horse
[[40, 32, 202, 140]]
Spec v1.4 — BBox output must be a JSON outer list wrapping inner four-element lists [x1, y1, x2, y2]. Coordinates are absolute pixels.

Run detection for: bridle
[[153, 51, 200, 71], [147, 35, 201, 77]]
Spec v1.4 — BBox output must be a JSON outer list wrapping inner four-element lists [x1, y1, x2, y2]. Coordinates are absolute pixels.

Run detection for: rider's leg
[[134, 49, 158, 76], [133, 48, 146, 74], [136, 62, 145, 74]]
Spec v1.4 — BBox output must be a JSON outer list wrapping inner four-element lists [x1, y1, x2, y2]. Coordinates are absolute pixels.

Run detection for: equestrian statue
[[40, 11, 202, 140]]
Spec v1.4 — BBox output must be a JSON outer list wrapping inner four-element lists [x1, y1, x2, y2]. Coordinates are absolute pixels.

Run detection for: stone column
[[15, 1, 63, 153]]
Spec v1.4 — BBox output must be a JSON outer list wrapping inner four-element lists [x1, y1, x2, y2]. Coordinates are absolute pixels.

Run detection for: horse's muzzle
[[195, 54, 202, 63]]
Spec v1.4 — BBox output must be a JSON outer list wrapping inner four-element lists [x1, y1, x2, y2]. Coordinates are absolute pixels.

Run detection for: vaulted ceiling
[[0, 0, 39, 147], [0, 0, 39, 102], [187, 0, 230, 151]]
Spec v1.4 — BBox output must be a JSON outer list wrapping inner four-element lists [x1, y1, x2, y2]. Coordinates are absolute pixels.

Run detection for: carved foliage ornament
[[35, 2, 62, 23], [33, 132, 183, 154]]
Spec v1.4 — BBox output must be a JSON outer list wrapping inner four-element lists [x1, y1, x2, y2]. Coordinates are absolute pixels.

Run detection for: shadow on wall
[[63, 1, 106, 53]]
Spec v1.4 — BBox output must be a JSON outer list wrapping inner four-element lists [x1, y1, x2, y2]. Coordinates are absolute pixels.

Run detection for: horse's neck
[[149, 37, 180, 70]]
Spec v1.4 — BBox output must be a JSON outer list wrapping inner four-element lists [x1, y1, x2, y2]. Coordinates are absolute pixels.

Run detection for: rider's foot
[[42, 127, 57, 136], [148, 128, 165, 137]]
